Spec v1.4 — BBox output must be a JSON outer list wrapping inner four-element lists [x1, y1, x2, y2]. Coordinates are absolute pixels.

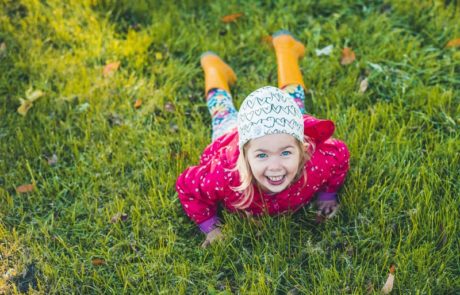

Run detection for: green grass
[[1, 0, 459, 293]]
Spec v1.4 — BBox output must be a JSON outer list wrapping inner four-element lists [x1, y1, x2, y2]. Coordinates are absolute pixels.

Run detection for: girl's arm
[[176, 159, 229, 233], [316, 139, 350, 216]]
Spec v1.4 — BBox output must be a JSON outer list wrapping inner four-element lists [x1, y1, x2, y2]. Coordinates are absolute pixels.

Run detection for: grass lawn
[[0, 0, 459, 293]]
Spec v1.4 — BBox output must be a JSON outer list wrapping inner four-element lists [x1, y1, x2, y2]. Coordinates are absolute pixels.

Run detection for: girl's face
[[246, 133, 302, 194]]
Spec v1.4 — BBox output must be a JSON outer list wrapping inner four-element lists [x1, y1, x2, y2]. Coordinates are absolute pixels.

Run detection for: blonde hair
[[231, 136, 314, 209]]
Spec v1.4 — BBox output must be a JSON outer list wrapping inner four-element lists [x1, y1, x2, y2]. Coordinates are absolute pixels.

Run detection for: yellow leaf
[[103, 61, 120, 77], [17, 99, 34, 116], [155, 52, 163, 60], [25, 88, 44, 101], [446, 38, 460, 48], [221, 13, 244, 23], [341, 47, 356, 65]]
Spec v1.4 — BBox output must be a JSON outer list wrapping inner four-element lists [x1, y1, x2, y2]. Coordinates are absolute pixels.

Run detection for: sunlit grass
[[0, 0, 459, 293]]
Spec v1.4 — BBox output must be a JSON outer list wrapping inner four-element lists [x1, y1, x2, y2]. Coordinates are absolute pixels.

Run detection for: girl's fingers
[[326, 204, 340, 218], [201, 239, 210, 248]]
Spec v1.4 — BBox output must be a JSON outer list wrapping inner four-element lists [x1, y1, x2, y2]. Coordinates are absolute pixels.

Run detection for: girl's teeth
[[268, 176, 283, 181]]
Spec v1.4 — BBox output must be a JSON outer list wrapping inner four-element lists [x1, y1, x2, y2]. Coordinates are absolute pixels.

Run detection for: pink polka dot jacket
[[176, 115, 350, 233]]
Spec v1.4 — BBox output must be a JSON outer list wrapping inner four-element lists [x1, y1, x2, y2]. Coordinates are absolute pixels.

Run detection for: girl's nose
[[267, 158, 283, 171]]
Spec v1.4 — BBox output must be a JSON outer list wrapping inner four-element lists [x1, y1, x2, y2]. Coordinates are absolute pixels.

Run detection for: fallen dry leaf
[[359, 78, 369, 93], [91, 258, 106, 266], [341, 47, 356, 65], [110, 212, 128, 223], [25, 89, 44, 101], [164, 101, 176, 113], [47, 154, 58, 166], [381, 264, 396, 294], [221, 13, 243, 23], [103, 61, 120, 77], [17, 88, 45, 116], [17, 99, 34, 116], [134, 98, 143, 109], [446, 38, 460, 48], [16, 183, 35, 194]]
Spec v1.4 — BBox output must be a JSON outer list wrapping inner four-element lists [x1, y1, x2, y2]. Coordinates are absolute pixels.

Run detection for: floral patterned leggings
[[207, 84, 306, 141]]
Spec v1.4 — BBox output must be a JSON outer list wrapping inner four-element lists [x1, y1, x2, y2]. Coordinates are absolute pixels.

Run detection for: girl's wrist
[[198, 216, 220, 233], [317, 191, 338, 202]]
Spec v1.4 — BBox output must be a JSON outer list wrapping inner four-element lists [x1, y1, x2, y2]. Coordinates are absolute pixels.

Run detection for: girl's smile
[[246, 133, 302, 193]]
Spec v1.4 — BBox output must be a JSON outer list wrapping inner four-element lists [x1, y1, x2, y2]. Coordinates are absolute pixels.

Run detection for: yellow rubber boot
[[200, 52, 237, 96], [272, 30, 306, 89]]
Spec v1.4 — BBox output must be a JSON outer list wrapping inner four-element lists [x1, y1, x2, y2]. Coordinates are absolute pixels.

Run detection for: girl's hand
[[201, 228, 223, 248], [317, 199, 340, 218]]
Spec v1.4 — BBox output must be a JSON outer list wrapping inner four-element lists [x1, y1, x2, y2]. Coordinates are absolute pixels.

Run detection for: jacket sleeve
[[319, 139, 350, 193], [176, 156, 229, 225]]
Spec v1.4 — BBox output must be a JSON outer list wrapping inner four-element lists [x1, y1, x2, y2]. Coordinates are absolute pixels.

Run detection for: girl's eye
[[281, 151, 292, 156], [256, 153, 268, 159]]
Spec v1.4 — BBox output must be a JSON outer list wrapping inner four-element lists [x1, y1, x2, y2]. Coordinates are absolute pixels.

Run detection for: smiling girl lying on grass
[[176, 30, 350, 248]]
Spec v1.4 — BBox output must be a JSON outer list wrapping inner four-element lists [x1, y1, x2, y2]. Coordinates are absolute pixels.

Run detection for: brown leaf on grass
[[446, 38, 460, 48], [389, 264, 396, 274], [110, 212, 128, 223], [16, 184, 35, 194], [340, 47, 356, 65], [359, 78, 369, 93], [110, 212, 127, 223], [381, 264, 396, 294], [91, 258, 106, 266], [103, 61, 120, 77], [221, 13, 243, 23], [164, 101, 176, 113], [134, 98, 143, 109]]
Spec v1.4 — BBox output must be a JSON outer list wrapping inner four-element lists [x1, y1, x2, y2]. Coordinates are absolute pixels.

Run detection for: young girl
[[176, 31, 350, 248]]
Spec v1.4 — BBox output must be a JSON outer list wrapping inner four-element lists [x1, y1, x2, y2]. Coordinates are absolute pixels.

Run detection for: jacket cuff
[[198, 216, 220, 234], [317, 191, 338, 202]]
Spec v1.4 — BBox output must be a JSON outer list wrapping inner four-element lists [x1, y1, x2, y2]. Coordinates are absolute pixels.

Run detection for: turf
[[0, 0, 459, 293]]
